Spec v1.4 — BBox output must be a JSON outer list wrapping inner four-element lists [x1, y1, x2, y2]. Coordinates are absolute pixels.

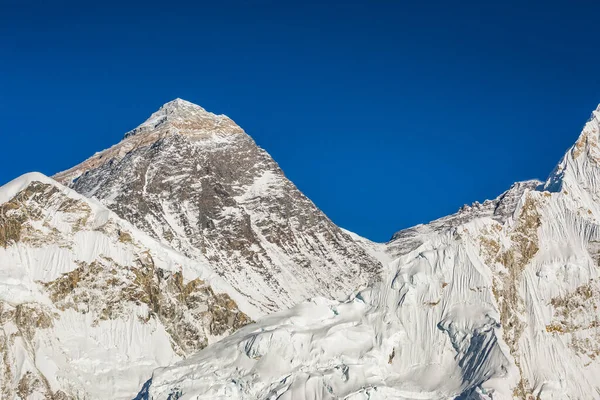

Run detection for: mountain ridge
[[0, 171, 256, 399], [54, 99, 383, 314], [139, 102, 600, 399], [2, 99, 600, 399]]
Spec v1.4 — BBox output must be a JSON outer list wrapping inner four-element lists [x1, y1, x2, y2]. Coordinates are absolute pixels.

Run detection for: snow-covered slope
[[0, 173, 253, 399], [54, 99, 382, 314], [140, 104, 600, 399], [388, 179, 541, 258]]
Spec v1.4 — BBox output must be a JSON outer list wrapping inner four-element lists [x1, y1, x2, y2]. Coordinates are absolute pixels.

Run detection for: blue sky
[[1, 0, 599, 242]]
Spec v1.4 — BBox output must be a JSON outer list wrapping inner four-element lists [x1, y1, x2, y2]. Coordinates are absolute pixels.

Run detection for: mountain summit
[[54, 99, 243, 185], [123, 98, 243, 139], [544, 104, 600, 197], [54, 100, 383, 314]]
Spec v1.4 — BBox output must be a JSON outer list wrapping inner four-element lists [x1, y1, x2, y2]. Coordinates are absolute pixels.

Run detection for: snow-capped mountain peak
[[54, 100, 382, 316], [161, 97, 206, 111], [124, 98, 243, 139], [544, 103, 600, 200], [54, 99, 245, 185], [137, 98, 210, 128]]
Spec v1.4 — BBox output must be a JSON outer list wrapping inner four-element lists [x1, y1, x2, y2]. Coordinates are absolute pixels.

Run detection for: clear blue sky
[[1, 1, 599, 242]]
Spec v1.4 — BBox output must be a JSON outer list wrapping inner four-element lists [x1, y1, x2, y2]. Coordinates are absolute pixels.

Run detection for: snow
[[52, 99, 382, 321], [0, 172, 63, 204], [5, 100, 600, 399], [144, 224, 510, 398], [0, 172, 260, 399], [141, 104, 600, 399]]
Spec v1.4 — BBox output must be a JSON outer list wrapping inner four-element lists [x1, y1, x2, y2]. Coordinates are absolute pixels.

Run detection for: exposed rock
[[54, 99, 382, 313], [0, 174, 254, 399]]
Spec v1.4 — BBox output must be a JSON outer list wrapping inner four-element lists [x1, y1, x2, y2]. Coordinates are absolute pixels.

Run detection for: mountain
[[54, 99, 382, 314], [0, 173, 254, 399], [140, 105, 600, 399], [5, 99, 600, 400], [0, 99, 384, 399]]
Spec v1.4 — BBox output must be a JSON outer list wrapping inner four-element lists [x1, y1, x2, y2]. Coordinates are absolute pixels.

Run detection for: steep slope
[[0, 173, 253, 399], [54, 99, 382, 313], [388, 179, 541, 258], [141, 104, 600, 400]]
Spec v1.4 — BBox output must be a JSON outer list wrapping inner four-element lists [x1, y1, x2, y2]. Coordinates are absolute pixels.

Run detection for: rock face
[[55, 99, 382, 313], [141, 105, 600, 399], [0, 173, 252, 399]]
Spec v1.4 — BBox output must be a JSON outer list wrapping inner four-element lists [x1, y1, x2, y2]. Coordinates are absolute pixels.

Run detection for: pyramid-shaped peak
[[159, 98, 207, 113], [543, 102, 600, 194], [590, 103, 600, 120], [124, 98, 241, 139]]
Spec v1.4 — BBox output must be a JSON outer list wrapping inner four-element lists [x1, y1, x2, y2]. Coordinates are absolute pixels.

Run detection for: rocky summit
[[2, 100, 600, 399], [54, 99, 383, 314]]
